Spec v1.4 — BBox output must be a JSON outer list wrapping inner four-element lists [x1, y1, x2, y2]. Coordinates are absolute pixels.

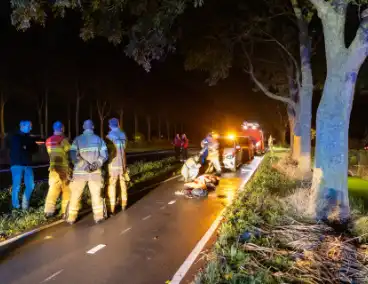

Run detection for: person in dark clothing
[[173, 134, 182, 160], [6, 121, 38, 210], [181, 134, 189, 161]]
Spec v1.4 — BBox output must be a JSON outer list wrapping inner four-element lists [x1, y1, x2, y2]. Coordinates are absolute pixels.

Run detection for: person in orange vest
[[44, 121, 71, 218]]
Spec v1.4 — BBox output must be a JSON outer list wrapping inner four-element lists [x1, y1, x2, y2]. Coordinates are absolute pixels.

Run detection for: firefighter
[[106, 118, 128, 215], [44, 121, 71, 218], [181, 155, 201, 182], [202, 133, 221, 175], [66, 120, 108, 225]]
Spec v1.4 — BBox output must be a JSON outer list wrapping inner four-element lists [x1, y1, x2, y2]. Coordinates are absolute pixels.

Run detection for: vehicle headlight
[[256, 141, 261, 147]]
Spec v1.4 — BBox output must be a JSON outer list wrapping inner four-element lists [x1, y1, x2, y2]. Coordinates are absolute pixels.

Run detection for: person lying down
[[182, 174, 220, 198]]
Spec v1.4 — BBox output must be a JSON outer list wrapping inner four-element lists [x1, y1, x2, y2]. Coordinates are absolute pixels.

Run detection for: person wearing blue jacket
[[6, 120, 38, 210]]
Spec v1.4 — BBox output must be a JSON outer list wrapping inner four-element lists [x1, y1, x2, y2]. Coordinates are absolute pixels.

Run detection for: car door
[[234, 139, 242, 166]]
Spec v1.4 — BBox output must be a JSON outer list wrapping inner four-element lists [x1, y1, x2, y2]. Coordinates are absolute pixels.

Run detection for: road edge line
[[170, 156, 265, 284], [0, 174, 180, 248]]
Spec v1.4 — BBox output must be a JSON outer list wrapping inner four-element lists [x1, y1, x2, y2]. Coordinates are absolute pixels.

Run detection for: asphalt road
[[0, 158, 261, 284]]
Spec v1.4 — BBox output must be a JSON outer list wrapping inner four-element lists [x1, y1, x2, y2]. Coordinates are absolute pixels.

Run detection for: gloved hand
[[88, 162, 100, 172]]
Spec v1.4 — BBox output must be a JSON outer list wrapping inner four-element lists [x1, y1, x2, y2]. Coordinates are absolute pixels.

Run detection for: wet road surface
[[0, 158, 261, 284]]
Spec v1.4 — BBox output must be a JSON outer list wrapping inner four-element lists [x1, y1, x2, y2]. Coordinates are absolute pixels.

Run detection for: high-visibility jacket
[[45, 134, 70, 170], [106, 128, 127, 175], [70, 130, 108, 179]]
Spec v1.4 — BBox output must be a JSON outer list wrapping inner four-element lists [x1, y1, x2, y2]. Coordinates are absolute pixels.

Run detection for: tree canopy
[[10, 0, 204, 71]]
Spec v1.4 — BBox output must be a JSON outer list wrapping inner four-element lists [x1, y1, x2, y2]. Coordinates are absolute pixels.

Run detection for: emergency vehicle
[[240, 121, 265, 155]]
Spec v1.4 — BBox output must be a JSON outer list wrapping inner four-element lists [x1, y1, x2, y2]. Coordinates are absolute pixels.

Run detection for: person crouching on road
[[181, 155, 201, 182], [6, 120, 38, 210], [66, 120, 108, 225], [181, 134, 189, 161], [44, 122, 71, 218], [173, 134, 182, 160], [106, 118, 128, 215]]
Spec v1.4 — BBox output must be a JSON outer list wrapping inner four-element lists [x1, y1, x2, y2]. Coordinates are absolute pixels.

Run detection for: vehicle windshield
[[218, 138, 235, 148]]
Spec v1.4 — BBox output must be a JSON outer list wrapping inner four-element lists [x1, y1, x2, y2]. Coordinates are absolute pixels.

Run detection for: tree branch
[[243, 51, 297, 111], [348, 9, 368, 60], [261, 31, 302, 92]]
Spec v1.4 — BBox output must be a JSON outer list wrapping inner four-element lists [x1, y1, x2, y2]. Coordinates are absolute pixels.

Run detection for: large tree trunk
[[293, 4, 313, 173], [0, 93, 6, 149], [310, 1, 368, 222], [313, 75, 352, 222], [279, 129, 286, 146], [44, 88, 49, 137], [298, 86, 313, 172], [287, 110, 295, 152]]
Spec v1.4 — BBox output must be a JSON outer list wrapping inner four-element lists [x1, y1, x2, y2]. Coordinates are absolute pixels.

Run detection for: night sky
[[0, 1, 367, 143]]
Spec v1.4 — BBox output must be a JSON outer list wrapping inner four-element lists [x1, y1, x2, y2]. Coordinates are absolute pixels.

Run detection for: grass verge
[[0, 157, 179, 241], [194, 153, 368, 284]]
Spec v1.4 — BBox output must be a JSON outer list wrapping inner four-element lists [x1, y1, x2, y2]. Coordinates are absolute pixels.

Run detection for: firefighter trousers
[[107, 174, 127, 213], [45, 170, 70, 215], [209, 157, 222, 174], [67, 177, 104, 222]]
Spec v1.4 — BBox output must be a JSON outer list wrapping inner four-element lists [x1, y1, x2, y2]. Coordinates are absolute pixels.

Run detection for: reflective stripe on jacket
[[46, 134, 70, 170], [106, 128, 127, 175]]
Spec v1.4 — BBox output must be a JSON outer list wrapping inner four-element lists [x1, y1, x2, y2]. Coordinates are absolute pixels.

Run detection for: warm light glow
[[227, 133, 235, 140]]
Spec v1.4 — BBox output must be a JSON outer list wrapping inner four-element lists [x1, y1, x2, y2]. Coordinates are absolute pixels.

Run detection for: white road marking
[[142, 215, 151, 221], [40, 269, 63, 283], [86, 244, 106, 254], [168, 200, 176, 205], [170, 156, 264, 283], [160, 206, 166, 210], [120, 227, 132, 235]]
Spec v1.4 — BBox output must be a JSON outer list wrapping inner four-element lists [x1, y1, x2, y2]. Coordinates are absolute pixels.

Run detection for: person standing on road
[[106, 118, 128, 215], [173, 134, 182, 160], [202, 133, 221, 176], [44, 121, 71, 218], [66, 120, 108, 225], [181, 134, 189, 161], [6, 120, 38, 210]]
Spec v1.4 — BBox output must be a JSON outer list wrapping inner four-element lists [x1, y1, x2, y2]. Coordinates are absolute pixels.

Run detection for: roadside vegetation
[[0, 157, 179, 241], [195, 152, 368, 284]]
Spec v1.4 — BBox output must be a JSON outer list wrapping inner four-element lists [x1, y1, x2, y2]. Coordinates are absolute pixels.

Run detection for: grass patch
[[195, 153, 368, 284], [0, 157, 179, 241]]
